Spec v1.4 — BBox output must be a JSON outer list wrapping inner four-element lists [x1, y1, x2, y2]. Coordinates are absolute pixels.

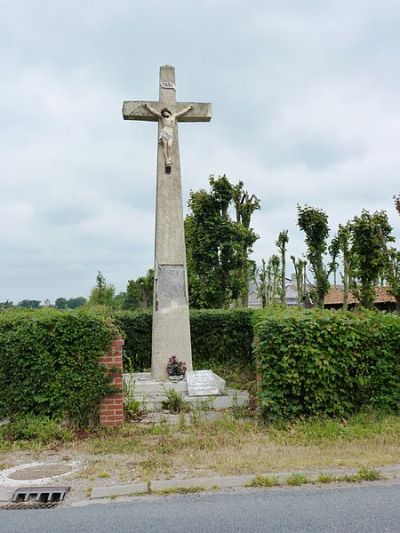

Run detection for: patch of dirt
[[8, 464, 71, 480]]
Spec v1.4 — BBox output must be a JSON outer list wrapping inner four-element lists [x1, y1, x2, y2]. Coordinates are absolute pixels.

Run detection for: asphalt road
[[1, 483, 400, 532]]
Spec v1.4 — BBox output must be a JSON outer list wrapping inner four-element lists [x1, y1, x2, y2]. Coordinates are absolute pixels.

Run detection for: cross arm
[[176, 102, 212, 122], [122, 101, 212, 122], [122, 101, 160, 122]]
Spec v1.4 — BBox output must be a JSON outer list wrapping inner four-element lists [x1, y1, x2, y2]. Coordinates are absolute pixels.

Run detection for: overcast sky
[[1, 0, 400, 303]]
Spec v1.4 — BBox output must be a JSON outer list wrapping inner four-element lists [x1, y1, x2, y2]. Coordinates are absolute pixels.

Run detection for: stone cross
[[122, 65, 212, 380]]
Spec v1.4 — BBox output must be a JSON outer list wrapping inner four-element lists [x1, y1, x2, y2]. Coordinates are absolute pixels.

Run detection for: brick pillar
[[99, 336, 124, 427]]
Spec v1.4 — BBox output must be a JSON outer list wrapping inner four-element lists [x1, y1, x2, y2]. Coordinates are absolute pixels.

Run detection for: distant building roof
[[324, 286, 396, 306]]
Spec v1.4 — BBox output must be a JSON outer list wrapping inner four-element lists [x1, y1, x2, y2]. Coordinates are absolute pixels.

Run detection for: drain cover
[[11, 486, 70, 503]]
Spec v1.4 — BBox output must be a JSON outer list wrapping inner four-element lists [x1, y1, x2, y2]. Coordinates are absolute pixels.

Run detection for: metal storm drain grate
[[0, 486, 71, 510]]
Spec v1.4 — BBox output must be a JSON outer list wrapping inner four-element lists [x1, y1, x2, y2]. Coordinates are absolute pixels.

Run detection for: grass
[[247, 467, 383, 490], [286, 473, 309, 486], [247, 475, 280, 487], [157, 486, 205, 496], [0, 411, 397, 489]]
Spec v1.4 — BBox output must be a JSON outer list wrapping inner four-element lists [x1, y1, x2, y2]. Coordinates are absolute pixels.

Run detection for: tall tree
[[0, 300, 14, 309], [276, 230, 289, 305], [17, 299, 41, 309], [55, 297, 68, 309], [185, 175, 259, 308], [291, 256, 308, 307], [230, 180, 260, 306], [67, 297, 86, 309], [255, 259, 268, 308], [269, 255, 281, 304], [124, 270, 154, 310], [394, 194, 400, 216], [87, 271, 115, 307], [349, 210, 394, 309], [329, 223, 352, 310], [384, 248, 400, 312], [297, 205, 330, 308]]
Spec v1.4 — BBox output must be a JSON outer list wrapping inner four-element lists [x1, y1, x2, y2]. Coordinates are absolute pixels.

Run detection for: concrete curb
[[90, 464, 400, 500]]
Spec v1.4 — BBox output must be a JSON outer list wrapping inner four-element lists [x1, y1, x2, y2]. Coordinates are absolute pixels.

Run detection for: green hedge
[[254, 309, 400, 420], [0, 309, 115, 427], [113, 309, 254, 370]]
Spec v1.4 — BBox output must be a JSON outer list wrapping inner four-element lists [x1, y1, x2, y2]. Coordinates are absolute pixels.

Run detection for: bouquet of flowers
[[166, 355, 187, 377]]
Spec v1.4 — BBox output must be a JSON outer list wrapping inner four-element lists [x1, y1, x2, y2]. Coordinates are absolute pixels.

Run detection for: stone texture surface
[[152, 66, 192, 380], [123, 371, 248, 412], [123, 65, 211, 381]]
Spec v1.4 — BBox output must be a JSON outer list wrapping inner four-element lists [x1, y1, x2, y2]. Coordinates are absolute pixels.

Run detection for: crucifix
[[122, 65, 212, 380]]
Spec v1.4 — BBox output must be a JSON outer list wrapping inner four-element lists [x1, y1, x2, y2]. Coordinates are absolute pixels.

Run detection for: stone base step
[[124, 371, 226, 395], [132, 388, 249, 412]]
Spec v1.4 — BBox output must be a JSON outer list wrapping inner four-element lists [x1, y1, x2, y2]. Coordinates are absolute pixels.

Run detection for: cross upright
[[122, 65, 212, 380]]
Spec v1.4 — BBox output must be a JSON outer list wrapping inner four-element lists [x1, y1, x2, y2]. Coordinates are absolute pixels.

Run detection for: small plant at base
[[166, 355, 187, 377], [317, 473, 335, 484], [286, 473, 309, 486], [158, 486, 205, 496], [123, 375, 142, 420], [124, 399, 141, 420], [357, 467, 381, 481], [247, 475, 280, 487], [161, 389, 188, 414]]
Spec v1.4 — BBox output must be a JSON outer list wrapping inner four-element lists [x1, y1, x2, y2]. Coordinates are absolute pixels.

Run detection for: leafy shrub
[[190, 309, 254, 368], [254, 308, 400, 420], [113, 309, 254, 371], [0, 415, 73, 444], [113, 310, 152, 370], [0, 309, 116, 427]]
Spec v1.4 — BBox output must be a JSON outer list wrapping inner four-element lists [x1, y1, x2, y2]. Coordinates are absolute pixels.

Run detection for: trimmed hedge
[[0, 309, 115, 427], [254, 308, 400, 420], [113, 309, 254, 370]]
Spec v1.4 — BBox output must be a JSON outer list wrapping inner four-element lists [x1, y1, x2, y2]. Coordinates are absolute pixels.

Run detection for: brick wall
[[99, 336, 124, 427]]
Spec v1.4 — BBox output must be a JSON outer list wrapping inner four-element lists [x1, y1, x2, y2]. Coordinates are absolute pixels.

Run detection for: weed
[[357, 467, 381, 481], [247, 475, 280, 487], [98, 472, 111, 479], [123, 375, 142, 420], [286, 473, 309, 486], [340, 474, 359, 483], [161, 389, 189, 414], [317, 473, 335, 484], [0, 416, 73, 444], [124, 399, 141, 420], [157, 486, 205, 495]]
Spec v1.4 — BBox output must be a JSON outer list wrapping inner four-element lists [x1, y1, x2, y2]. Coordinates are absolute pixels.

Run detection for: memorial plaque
[[187, 370, 220, 397], [157, 264, 186, 310]]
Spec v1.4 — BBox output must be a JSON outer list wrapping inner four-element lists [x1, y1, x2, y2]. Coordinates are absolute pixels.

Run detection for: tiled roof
[[324, 286, 396, 305]]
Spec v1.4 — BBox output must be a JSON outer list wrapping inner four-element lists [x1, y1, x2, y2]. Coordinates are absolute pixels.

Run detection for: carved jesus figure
[[143, 103, 193, 168]]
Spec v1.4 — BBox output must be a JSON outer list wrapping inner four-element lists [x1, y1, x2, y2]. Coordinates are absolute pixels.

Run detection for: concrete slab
[[124, 371, 226, 395], [91, 482, 148, 499], [0, 487, 13, 502], [90, 475, 255, 499]]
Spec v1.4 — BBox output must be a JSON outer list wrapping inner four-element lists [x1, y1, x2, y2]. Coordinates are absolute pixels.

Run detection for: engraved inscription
[[187, 370, 220, 397], [157, 265, 186, 310], [160, 81, 176, 90]]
